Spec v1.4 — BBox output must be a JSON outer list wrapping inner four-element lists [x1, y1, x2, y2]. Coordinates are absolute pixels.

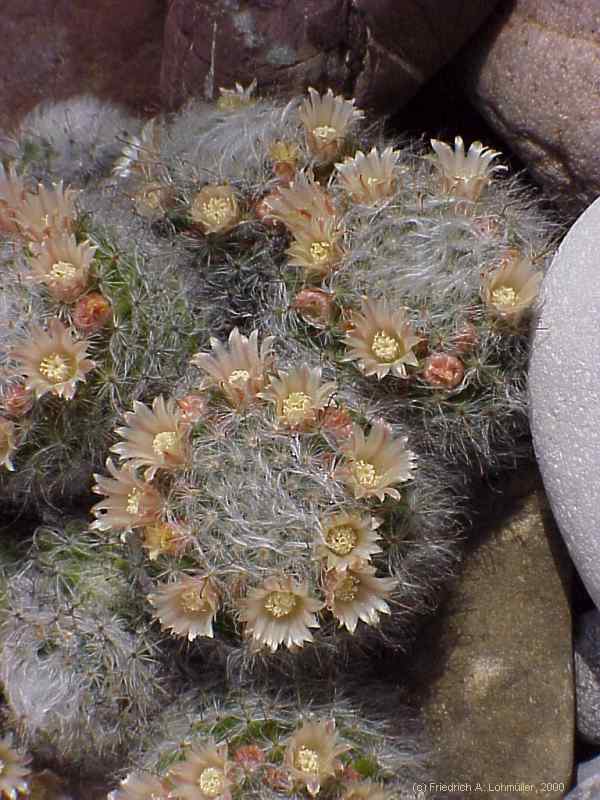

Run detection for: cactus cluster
[[0, 84, 554, 796]]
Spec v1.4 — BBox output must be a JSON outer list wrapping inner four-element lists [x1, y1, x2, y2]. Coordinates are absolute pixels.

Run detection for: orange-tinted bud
[[234, 745, 265, 772], [452, 321, 479, 354], [422, 352, 465, 390], [292, 288, 336, 329], [176, 394, 207, 424], [318, 405, 353, 443], [72, 292, 112, 334]]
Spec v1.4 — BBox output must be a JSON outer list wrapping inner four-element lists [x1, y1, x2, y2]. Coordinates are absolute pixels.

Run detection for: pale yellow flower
[[335, 146, 400, 204], [335, 421, 417, 502], [168, 741, 232, 800], [113, 118, 161, 180], [0, 417, 17, 472], [14, 182, 77, 243], [261, 364, 336, 430], [148, 575, 219, 641], [316, 511, 382, 571], [191, 328, 274, 409], [429, 136, 505, 201], [481, 252, 543, 321], [344, 297, 421, 379], [269, 139, 301, 183], [0, 163, 26, 235], [324, 561, 396, 633], [264, 173, 338, 235], [342, 781, 390, 800], [10, 317, 95, 400], [286, 216, 345, 279], [111, 395, 191, 480], [239, 575, 323, 653], [91, 459, 164, 533], [0, 736, 30, 799], [108, 771, 170, 800], [283, 719, 346, 796], [299, 87, 364, 163], [217, 79, 257, 111], [190, 185, 240, 235], [28, 234, 95, 302]]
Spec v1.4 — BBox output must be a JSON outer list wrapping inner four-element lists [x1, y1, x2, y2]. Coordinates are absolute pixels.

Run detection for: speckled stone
[[574, 611, 600, 745], [409, 480, 573, 799], [462, 0, 600, 212], [565, 754, 600, 799], [529, 196, 600, 609]]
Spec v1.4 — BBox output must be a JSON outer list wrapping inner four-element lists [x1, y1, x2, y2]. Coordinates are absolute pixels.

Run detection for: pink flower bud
[[72, 292, 112, 334], [176, 394, 207, 424], [422, 352, 465, 390], [452, 322, 479, 354], [292, 288, 335, 329], [2, 382, 33, 417]]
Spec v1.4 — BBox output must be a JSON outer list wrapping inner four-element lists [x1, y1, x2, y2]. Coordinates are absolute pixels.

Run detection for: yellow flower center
[[335, 574, 361, 602], [282, 391, 312, 424], [313, 125, 338, 142], [180, 587, 210, 614], [325, 524, 358, 556], [126, 489, 142, 515], [228, 369, 251, 385], [198, 767, 225, 797], [270, 141, 299, 164], [371, 331, 400, 362], [353, 459, 378, 488], [296, 746, 320, 773], [152, 430, 178, 456], [143, 522, 174, 558], [491, 285, 518, 307], [309, 241, 333, 263], [38, 352, 73, 383], [264, 590, 297, 618], [201, 197, 234, 226], [50, 260, 78, 280]]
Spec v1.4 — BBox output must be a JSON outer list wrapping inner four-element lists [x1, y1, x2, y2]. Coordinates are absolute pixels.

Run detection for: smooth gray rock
[[529, 196, 600, 608], [566, 753, 600, 800], [575, 611, 600, 745]]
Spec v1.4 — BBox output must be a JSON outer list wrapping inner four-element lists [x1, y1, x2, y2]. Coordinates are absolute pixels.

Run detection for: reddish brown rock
[[160, 0, 499, 114], [0, 1, 166, 130], [463, 0, 600, 212]]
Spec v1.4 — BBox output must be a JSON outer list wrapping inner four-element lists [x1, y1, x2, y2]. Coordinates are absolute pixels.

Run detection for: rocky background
[[2, 0, 600, 797]]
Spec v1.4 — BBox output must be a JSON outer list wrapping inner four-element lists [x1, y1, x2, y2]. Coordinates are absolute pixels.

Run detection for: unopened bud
[[2, 382, 33, 417], [292, 288, 336, 329], [422, 352, 465, 390], [72, 292, 112, 334]]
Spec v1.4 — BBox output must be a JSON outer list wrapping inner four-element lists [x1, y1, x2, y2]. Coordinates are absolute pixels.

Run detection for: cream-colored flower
[[261, 364, 336, 429], [111, 395, 191, 480], [335, 147, 400, 204], [344, 297, 421, 379], [133, 181, 176, 218], [481, 252, 543, 321], [108, 771, 170, 800], [91, 459, 164, 533], [429, 136, 505, 201], [342, 781, 390, 800], [265, 173, 338, 235], [190, 185, 240, 235], [283, 719, 346, 796], [113, 118, 161, 180], [168, 741, 232, 800], [28, 234, 95, 302], [324, 561, 396, 633], [0, 163, 26, 235], [141, 520, 189, 560], [335, 421, 417, 502], [239, 575, 323, 653], [0, 736, 30, 799], [10, 317, 95, 400], [217, 79, 257, 111], [14, 182, 77, 243], [0, 417, 17, 472], [191, 328, 274, 409], [286, 216, 345, 279], [148, 575, 219, 641], [269, 139, 301, 183], [316, 511, 382, 571], [299, 87, 364, 163]]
